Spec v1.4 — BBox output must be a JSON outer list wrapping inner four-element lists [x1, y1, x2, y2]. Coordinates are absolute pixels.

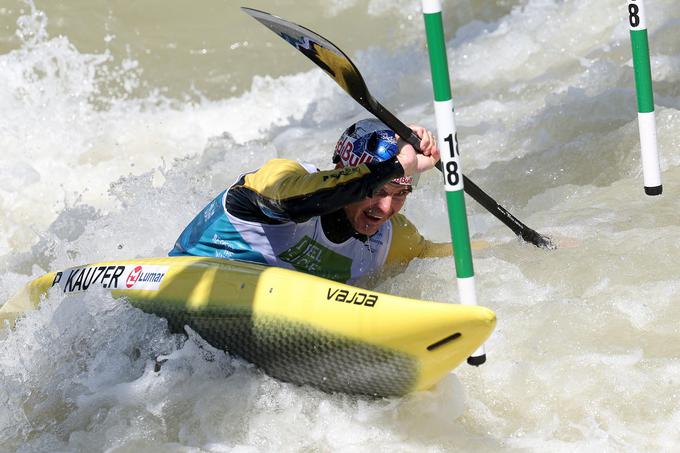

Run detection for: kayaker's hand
[[395, 125, 440, 176]]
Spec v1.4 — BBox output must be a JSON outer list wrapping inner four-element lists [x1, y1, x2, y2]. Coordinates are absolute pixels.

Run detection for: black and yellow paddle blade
[[241, 7, 373, 110]]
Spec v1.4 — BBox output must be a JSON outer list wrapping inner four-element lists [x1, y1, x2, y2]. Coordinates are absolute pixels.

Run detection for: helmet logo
[[335, 136, 375, 167], [334, 118, 413, 186]]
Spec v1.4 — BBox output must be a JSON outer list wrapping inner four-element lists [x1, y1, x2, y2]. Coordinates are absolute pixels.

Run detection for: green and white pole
[[422, 0, 484, 365], [628, 0, 662, 195]]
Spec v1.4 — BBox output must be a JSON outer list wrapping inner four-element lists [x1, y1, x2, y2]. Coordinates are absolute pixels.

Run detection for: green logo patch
[[278, 236, 352, 283]]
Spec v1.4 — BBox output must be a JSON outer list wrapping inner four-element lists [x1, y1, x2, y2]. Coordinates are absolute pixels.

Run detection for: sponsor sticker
[[51, 264, 169, 293], [326, 287, 378, 307], [126, 265, 143, 288], [124, 265, 168, 290]]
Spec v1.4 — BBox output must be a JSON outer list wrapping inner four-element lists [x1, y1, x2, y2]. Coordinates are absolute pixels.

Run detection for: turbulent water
[[2, 0, 680, 451]]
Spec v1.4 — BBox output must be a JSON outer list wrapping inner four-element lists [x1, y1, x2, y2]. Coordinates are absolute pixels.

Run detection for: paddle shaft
[[373, 98, 555, 249]]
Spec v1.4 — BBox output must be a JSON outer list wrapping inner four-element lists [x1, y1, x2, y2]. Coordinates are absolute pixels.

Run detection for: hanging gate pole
[[422, 0, 485, 365], [627, 0, 662, 195]]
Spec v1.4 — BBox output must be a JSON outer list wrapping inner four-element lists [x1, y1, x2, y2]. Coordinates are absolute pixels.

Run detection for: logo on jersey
[[278, 236, 352, 283]]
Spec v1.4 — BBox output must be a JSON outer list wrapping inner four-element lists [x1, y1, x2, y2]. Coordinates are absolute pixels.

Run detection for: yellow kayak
[[1, 256, 495, 396]]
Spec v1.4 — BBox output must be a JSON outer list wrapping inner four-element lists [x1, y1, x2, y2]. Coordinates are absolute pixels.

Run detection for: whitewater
[[1, 0, 680, 451]]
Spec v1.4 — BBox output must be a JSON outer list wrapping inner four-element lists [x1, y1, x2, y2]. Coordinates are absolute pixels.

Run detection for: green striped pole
[[422, 0, 484, 365], [628, 0, 662, 195]]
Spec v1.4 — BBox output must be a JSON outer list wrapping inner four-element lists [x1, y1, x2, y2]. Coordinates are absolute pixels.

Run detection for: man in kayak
[[169, 118, 453, 284]]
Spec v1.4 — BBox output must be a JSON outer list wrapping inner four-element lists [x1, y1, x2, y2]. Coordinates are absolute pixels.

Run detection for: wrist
[[396, 154, 415, 176]]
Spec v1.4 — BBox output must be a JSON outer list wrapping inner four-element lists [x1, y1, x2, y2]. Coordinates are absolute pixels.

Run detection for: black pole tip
[[644, 185, 662, 196], [467, 354, 486, 367]]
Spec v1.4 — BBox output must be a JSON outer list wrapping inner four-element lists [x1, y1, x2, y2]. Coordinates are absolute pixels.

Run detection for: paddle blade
[[242, 7, 372, 108]]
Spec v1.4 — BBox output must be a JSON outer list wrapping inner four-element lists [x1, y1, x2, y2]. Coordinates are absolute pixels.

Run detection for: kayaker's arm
[[226, 158, 405, 223], [385, 214, 488, 267], [417, 240, 489, 258]]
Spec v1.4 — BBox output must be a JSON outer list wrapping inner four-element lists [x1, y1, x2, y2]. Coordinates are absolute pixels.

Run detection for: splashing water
[[2, 0, 680, 451]]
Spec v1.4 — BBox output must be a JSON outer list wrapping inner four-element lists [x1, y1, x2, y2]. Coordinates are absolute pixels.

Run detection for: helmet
[[333, 118, 415, 186]]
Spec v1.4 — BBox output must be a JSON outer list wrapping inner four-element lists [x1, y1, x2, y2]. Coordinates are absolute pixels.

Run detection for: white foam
[[2, 0, 680, 450]]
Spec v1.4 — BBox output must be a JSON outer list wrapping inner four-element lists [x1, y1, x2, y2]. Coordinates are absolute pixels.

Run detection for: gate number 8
[[629, 2, 640, 28], [444, 133, 460, 186]]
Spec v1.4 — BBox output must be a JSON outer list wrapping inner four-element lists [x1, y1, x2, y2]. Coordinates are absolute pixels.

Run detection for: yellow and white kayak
[[0, 256, 495, 396]]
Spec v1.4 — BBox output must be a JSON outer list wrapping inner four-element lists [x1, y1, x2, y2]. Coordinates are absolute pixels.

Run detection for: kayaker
[[169, 118, 458, 284]]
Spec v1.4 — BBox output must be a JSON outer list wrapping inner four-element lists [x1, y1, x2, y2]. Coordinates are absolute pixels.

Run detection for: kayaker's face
[[344, 182, 411, 236]]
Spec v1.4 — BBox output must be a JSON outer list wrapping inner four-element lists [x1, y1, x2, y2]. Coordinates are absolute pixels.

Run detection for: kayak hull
[[1, 256, 495, 396]]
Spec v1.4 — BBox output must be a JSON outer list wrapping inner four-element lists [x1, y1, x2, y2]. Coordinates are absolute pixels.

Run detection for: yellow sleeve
[[385, 214, 450, 266], [234, 157, 406, 223], [242, 158, 370, 200], [385, 214, 488, 267]]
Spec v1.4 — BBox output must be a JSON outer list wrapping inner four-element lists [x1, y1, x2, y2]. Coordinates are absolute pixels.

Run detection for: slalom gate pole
[[422, 0, 485, 366], [627, 0, 662, 195]]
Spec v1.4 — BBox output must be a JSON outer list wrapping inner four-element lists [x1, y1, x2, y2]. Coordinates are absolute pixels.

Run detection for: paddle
[[242, 7, 555, 250]]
